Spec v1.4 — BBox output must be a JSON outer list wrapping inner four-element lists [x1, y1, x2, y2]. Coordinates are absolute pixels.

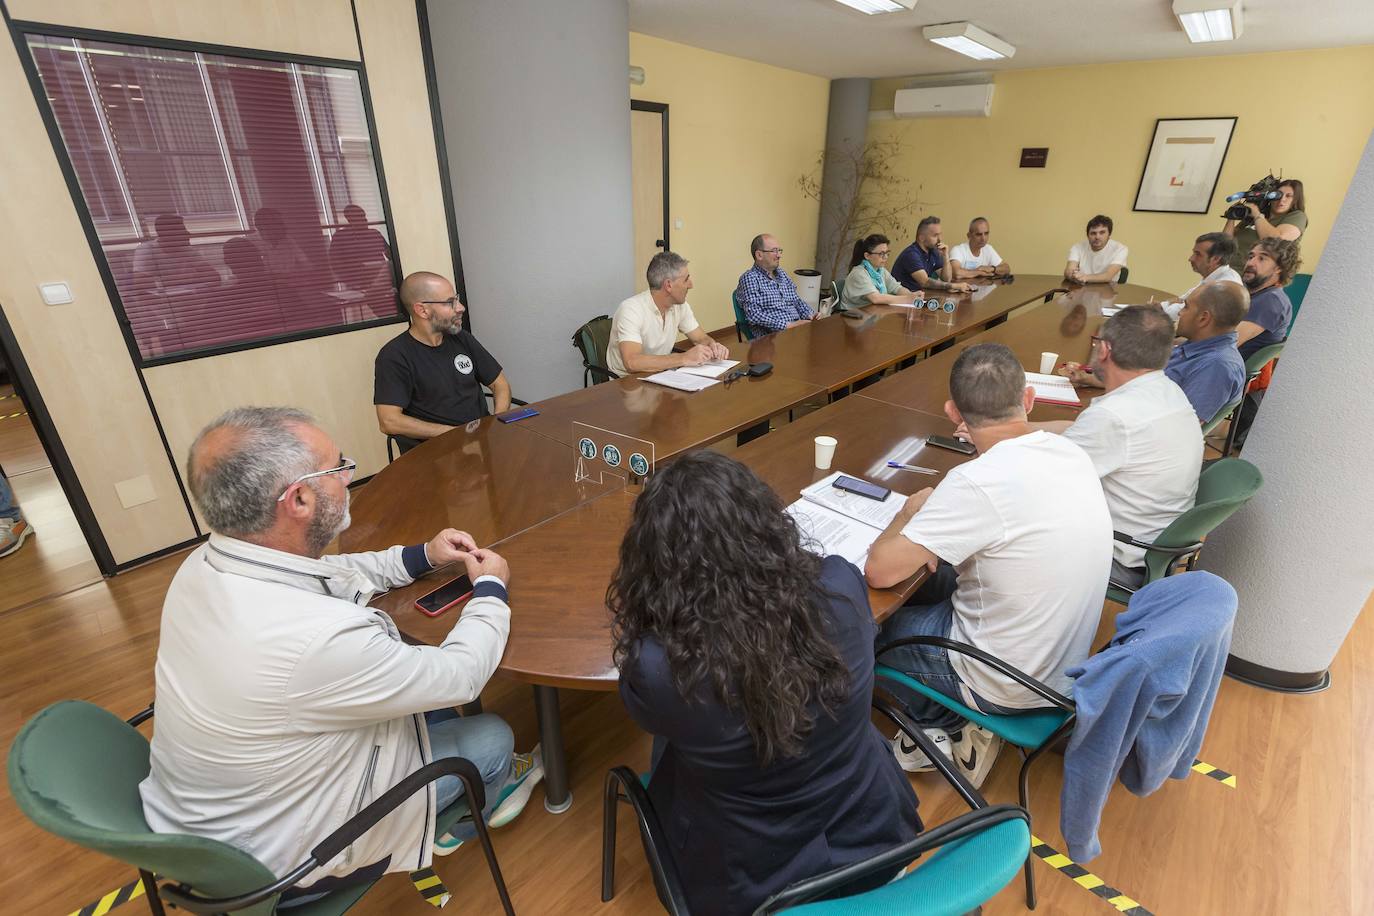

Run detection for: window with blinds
[[25, 33, 401, 363]]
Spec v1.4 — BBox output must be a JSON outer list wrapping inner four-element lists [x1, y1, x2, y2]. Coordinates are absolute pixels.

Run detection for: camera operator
[[1223, 178, 1306, 272]]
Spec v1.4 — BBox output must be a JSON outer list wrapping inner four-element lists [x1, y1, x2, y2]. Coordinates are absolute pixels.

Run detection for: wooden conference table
[[340, 275, 1172, 811]]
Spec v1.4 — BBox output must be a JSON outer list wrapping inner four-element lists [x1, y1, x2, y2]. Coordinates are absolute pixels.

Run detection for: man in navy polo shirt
[[1237, 238, 1298, 360], [1165, 282, 1249, 424], [374, 272, 512, 455], [735, 233, 815, 334], [891, 216, 973, 294]]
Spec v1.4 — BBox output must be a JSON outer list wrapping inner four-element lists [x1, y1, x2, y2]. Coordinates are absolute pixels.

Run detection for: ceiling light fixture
[[833, 0, 917, 15], [922, 22, 1015, 61], [1171, 0, 1243, 42]]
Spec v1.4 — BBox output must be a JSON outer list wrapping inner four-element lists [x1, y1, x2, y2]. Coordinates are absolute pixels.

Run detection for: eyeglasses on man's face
[[277, 455, 357, 502], [762, 247, 783, 256], [419, 297, 463, 310]]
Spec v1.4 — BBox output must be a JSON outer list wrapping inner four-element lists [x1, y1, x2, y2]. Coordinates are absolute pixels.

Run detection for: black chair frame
[[1107, 530, 1206, 597], [385, 388, 529, 462], [874, 636, 1078, 910], [124, 707, 515, 916]]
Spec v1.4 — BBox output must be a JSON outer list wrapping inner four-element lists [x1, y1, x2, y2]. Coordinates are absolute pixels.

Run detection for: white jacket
[[139, 534, 510, 887]]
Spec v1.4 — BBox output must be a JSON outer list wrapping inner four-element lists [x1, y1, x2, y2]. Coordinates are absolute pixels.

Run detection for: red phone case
[[414, 580, 474, 617]]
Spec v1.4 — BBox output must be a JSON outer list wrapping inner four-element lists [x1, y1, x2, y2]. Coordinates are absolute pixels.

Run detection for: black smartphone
[[832, 475, 891, 502], [414, 574, 475, 617], [746, 362, 773, 377], [927, 435, 976, 456]]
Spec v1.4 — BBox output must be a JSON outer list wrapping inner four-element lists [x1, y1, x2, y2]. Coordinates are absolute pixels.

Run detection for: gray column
[[815, 78, 871, 287], [425, 0, 634, 400], [1200, 127, 1374, 691]]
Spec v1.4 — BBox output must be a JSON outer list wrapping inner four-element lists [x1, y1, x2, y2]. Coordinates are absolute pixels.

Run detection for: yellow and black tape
[[67, 876, 145, 916], [1031, 835, 1154, 915], [0, 409, 27, 421], [1192, 758, 1237, 788], [410, 867, 451, 908]]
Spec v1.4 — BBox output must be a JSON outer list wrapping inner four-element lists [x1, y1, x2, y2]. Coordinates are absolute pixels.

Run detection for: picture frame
[[1132, 117, 1238, 214]]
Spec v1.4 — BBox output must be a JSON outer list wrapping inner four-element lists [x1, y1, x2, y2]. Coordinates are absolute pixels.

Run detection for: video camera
[[1222, 173, 1281, 221]]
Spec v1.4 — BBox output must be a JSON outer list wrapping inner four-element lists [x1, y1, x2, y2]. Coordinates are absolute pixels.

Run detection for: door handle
[[655, 239, 666, 248]]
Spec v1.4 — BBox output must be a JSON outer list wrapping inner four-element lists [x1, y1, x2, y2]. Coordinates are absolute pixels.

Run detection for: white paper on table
[[677, 359, 740, 379], [1024, 371, 1082, 407], [800, 471, 909, 529], [1099, 305, 1123, 317], [786, 501, 881, 566], [642, 370, 721, 392]]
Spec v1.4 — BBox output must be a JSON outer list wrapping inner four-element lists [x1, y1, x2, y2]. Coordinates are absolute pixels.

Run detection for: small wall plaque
[[1020, 147, 1048, 168]]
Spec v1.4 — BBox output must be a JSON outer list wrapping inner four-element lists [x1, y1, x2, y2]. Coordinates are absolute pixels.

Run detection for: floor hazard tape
[[410, 866, 451, 907], [1191, 758, 1237, 787], [1031, 835, 1154, 914], [0, 409, 27, 421], [67, 876, 145, 916]]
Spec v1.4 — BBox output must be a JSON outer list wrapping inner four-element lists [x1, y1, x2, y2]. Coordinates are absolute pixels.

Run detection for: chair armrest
[[753, 805, 1031, 914], [604, 766, 690, 915], [483, 390, 529, 407], [126, 704, 155, 727], [584, 362, 620, 384], [160, 756, 484, 914], [1112, 530, 1204, 557], [874, 635, 1074, 711]]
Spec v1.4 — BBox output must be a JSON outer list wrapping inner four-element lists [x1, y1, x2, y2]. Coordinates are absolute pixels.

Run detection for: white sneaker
[[950, 724, 1002, 788], [891, 727, 952, 773], [488, 745, 544, 828]]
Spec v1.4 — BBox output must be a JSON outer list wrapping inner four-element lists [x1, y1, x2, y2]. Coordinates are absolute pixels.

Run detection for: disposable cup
[[1039, 352, 1059, 374], [814, 436, 838, 470]]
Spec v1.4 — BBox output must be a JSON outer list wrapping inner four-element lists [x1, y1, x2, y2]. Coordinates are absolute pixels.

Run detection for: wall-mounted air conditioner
[[892, 82, 994, 118]]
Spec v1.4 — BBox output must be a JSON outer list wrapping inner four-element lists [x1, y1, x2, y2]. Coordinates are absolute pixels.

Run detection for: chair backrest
[[1243, 341, 1284, 378], [1286, 272, 1312, 331], [8, 701, 283, 916], [1201, 395, 1243, 435], [571, 315, 614, 383], [731, 291, 756, 341], [1141, 458, 1262, 582], [1116, 266, 1130, 284]]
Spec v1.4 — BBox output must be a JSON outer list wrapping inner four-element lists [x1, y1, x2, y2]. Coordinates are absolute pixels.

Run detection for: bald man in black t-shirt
[[374, 272, 512, 455]]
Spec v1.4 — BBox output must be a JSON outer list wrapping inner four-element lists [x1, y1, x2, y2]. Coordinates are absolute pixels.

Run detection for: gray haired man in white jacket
[[139, 406, 542, 903]]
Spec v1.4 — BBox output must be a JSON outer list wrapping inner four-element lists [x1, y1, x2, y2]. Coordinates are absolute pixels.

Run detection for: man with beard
[[375, 271, 512, 455], [141, 407, 543, 902], [1236, 237, 1299, 360]]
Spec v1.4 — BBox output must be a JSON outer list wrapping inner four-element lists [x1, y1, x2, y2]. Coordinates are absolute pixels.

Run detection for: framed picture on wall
[[1132, 117, 1238, 214]]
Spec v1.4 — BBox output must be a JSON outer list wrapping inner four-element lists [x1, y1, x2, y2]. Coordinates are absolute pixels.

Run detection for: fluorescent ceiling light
[[922, 22, 1015, 60], [834, 0, 917, 14], [1172, 0, 1243, 42]]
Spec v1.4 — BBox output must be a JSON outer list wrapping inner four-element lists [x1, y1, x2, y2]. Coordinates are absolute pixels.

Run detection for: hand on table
[[708, 340, 731, 360], [426, 528, 478, 567], [455, 547, 511, 587], [1057, 363, 1101, 387], [949, 281, 974, 293], [682, 344, 712, 366]]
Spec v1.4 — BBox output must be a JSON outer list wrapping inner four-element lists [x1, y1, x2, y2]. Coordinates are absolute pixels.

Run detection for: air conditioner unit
[[892, 82, 993, 118]]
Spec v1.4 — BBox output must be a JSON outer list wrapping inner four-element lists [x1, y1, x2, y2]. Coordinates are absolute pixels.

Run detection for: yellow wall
[[630, 33, 830, 333], [867, 45, 1374, 294], [0, 0, 452, 564]]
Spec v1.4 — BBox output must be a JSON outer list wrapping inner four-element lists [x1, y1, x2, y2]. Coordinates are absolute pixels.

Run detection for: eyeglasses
[[870, 250, 890, 259], [277, 455, 357, 502], [762, 248, 783, 255], [419, 297, 462, 309]]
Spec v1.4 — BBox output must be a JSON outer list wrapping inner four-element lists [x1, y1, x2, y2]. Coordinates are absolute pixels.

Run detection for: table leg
[[533, 685, 573, 813]]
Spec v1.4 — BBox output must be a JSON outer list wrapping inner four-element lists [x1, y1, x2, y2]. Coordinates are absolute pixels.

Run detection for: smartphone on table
[[414, 574, 475, 617], [927, 435, 976, 456], [832, 475, 891, 502]]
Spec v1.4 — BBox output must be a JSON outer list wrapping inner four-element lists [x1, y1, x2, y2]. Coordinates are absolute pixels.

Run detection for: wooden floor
[[1, 399, 1370, 915]]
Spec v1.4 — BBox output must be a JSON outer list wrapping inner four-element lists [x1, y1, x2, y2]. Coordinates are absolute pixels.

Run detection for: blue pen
[[887, 461, 938, 474]]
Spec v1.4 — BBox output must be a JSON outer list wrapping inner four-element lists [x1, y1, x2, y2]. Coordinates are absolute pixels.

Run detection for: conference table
[[341, 274, 1174, 812]]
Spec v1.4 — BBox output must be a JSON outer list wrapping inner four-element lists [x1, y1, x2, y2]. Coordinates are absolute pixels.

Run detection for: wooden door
[[630, 102, 668, 280]]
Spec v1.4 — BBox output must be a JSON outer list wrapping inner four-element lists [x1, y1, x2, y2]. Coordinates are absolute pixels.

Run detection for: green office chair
[[570, 315, 619, 387], [1115, 267, 1129, 284], [1285, 272, 1312, 332], [731, 291, 757, 341], [1104, 457, 1262, 605], [1218, 341, 1286, 457], [830, 280, 843, 310], [1201, 395, 1244, 436], [8, 701, 515, 916]]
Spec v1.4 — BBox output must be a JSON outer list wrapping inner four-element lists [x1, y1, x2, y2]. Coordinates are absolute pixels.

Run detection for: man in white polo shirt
[[1053, 305, 1203, 589], [950, 217, 1010, 280], [1160, 232, 1244, 320], [1064, 214, 1128, 284], [866, 343, 1112, 787], [606, 251, 730, 376]]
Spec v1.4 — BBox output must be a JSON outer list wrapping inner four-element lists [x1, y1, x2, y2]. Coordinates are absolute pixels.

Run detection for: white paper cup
[[814, 436, 838, 470], [1039, 352, 1059, 374]]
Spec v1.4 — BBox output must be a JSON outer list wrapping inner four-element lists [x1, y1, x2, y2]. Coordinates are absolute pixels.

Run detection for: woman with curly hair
[[609, 450, 921, 915]]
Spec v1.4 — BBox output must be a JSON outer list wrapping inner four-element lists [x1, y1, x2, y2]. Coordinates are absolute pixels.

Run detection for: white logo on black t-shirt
[[453, 354, 474, 375]]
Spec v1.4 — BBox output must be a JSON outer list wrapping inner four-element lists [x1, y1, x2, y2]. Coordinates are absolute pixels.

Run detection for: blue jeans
[[875, 563, 1019, 733], [426, 709, 514, 839], [0, 467, 19, 522]]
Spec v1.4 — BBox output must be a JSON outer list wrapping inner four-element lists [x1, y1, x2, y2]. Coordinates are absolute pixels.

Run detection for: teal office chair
[[731, 291, 757, 341], [8, 701, 515, 916], [1104, 458, 1262, 605], [1201, 395, 1244, 436], [1219, 342, 1286, 456], [1285, 272, 1312, 331]]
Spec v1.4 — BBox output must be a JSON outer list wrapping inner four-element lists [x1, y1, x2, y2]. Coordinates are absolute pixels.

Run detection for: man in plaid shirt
[[735, 234, 816, 334]]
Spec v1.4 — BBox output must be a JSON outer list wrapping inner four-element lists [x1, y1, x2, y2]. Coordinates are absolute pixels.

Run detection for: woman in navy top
[[609, 451, 921, 915]]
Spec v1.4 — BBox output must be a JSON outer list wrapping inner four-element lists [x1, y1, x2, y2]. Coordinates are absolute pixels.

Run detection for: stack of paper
[[1024, 371, 1081, 407], [642, 369, 720, 392], [677, 359, 739, 379], [785, 472, 908, 566]]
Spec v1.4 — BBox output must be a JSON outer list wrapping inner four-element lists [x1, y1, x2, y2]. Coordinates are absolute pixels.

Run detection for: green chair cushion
[[779, 818, 1030, 915], [874, 667, 1069, 749]]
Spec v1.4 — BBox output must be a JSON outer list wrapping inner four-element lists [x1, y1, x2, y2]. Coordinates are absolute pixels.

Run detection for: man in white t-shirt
[[1051, 305, 1203, 589], [1064, 214, 1128, 284], [606, 251, 730, 377], [949, 217, 1010, 281], [1160, 232, 1245, 320], [866, 343, 1112, 786]]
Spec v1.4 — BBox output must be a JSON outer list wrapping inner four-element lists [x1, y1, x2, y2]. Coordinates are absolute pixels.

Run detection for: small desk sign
[[1020, 147, 1049, 168]]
